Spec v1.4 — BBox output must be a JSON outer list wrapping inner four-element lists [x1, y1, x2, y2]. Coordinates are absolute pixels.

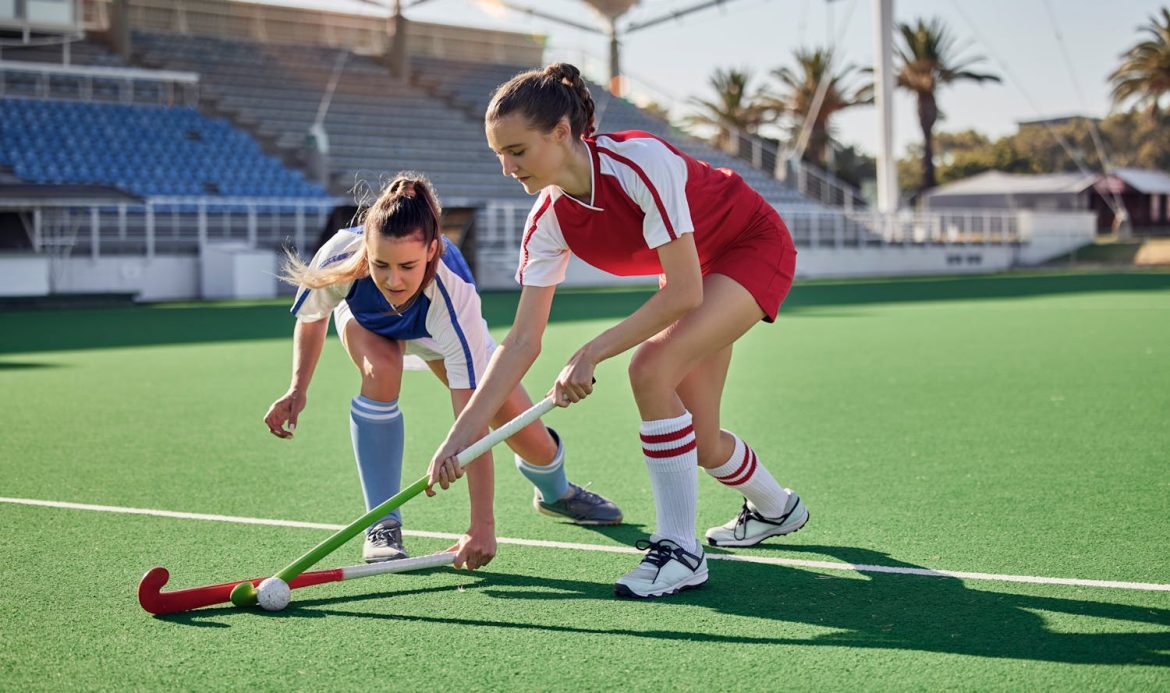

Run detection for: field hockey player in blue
[[264, 172, 622, 571]]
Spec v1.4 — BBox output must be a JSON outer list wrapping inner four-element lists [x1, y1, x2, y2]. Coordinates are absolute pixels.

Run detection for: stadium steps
[[408, 57, 824, 210], [128, 31, 528, 204]]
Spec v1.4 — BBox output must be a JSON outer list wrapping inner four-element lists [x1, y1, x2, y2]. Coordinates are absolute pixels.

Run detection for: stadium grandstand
[[0, 0, 1095, 301]]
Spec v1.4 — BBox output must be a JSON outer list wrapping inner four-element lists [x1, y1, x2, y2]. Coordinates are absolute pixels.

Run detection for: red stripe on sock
[[640, 424, 695, 445], [642, 438, 697, 459], [717, 447, 758, 486], [715, 444, 752, 482]]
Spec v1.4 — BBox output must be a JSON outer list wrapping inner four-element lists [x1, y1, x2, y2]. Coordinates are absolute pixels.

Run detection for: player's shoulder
[[593, 131, 689, 179], [525, 187, 563, 225], [595, 131, 679, 157], [315, 226, 364, 266], [435, 237, 477, 287]]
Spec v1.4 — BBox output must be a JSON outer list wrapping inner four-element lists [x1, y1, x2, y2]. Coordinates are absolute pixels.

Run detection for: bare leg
[[674, 344, 736, 470], [627, 274, 763, 422], [342, 320, 404, 400], [427, 359, 556, 465]]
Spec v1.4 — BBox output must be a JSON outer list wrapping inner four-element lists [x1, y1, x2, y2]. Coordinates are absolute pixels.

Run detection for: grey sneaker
[[362, 519, 408, 563], [534, 482, 623, 525]]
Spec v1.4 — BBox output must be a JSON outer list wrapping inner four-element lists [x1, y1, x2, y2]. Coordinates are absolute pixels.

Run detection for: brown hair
[[282, 172, 443, 295], [485, 62, 596, 139]]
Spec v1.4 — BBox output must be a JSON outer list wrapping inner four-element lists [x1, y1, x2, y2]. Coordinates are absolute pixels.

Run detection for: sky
[[398, 0, 1163, 158]]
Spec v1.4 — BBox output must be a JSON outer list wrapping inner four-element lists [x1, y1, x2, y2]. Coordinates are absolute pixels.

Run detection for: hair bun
[[388, 176, 420, 198], [545, 62, 580, 85]]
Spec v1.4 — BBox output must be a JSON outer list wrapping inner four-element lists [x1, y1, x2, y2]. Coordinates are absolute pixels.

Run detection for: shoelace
[[367, 526, 402, 547], [733, 501, 754, 540], [633, 539, 700, 570], [569, 482, 607, 506], [733, 499, 793, 539]]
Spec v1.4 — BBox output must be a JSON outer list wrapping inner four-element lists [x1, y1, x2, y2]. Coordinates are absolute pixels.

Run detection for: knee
[[627, 343, 673, 394], [358, 341, 404, 398]]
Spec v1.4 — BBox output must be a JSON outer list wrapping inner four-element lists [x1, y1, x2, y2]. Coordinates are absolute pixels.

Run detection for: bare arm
[[427, 285, 554, 486], [429, 285, 556, 464], [263, 317, 329, 438], [291, 317, 329, 392], [555, 234, 703, 402], [440, 387, 496, 570]]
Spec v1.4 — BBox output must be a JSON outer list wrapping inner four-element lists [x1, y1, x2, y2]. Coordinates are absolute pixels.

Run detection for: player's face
[[486, 113, 570, 194], [366, 232, 438, 306]]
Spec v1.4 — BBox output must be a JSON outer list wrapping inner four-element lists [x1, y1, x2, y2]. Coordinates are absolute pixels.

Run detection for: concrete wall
[[794, 245, 1015, 278], [0, 254, 51, 296], [51, 256, 200, 301], [1017, 211, 1096, 265], [199, 243, 277, 300]]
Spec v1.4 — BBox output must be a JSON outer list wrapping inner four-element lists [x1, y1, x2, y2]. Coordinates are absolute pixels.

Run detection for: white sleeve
[[601, 137, 695, 250], [290, 232, 360, 322], [425, 266, 494, 390], [515, 193, 571, 287]]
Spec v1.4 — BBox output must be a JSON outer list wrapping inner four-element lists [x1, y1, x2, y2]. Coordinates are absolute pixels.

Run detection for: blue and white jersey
[[291, 228, 492, 389]]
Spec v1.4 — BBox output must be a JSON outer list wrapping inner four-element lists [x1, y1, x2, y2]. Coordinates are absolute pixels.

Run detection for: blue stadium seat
[[0, 96, 329, 200]]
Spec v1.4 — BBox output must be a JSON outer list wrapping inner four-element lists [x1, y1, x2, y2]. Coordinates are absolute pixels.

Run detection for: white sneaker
[[705, 491, 809, 547], [613, 537, 709, 599]]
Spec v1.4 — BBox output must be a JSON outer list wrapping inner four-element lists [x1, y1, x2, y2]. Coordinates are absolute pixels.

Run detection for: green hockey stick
[[230, 393, 558, 607]]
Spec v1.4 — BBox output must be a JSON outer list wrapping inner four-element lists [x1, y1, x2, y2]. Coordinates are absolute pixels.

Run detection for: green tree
[[940, 139, 1032, 184], [639, 100, 672, 124], [1099, 110, 1170, 170], [683, 68, 768, 151], [1012, 119, 1104, 173], [764, 47, 873, 168], [894, 17, 1001, 191], [830, 143, 876, 189], [1109, 7, 1170, 121]]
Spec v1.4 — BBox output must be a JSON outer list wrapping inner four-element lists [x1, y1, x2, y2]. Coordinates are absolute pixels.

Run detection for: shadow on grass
[[4, 271, 1169, 355], [162, 544, 1170, 666], [0, 360, 61, 370]]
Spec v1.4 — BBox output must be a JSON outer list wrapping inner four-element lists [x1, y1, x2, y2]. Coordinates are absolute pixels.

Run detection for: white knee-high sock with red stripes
[[640, 411, 700, 553], [704, 431, 791, 517]]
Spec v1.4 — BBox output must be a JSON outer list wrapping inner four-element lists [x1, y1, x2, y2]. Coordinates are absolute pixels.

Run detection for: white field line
[[4, 496, 1169, 593]]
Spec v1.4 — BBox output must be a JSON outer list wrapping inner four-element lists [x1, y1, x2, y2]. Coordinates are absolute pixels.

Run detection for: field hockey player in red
[[427, 64, 809, 598]]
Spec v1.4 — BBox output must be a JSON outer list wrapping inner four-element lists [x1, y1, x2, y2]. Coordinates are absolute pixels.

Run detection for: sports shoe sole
[[362, 552, 409, 564], [613, 569, 710, 599], [533, 497, 624, 526], [705, 508, 811, 548]]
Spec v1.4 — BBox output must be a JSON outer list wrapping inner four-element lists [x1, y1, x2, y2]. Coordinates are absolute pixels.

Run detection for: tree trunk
[[808, 124, 828, 168], [918, 92, 938, 190]]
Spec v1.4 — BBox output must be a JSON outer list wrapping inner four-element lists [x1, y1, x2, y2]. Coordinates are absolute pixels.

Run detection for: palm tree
[[765, 47, 872, 169], [895, 18, 1000, 190], [683, 68, 767, 152], [1110, 7, 1170, 122]]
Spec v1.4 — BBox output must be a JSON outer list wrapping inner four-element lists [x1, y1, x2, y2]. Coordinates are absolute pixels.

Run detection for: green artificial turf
[[1, 271, 1168, 689]]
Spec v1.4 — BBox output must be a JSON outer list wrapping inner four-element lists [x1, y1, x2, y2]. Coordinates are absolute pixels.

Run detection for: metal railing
[[0, 59, 199, 104], [476, 202, 1029, 264], [786, 209, 1021, 247], [13, 196, 340, 260], [726, 127, 868, 211]]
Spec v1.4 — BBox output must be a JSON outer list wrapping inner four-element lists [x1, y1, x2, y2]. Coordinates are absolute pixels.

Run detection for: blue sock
[[349, 395, 405, 528], [515, 427, 570, 502]]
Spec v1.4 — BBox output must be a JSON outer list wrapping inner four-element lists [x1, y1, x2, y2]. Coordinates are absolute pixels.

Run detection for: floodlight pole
[[388, 0, 409, 79], [606, 17, 621, 89], [874, 0, 899, 212]]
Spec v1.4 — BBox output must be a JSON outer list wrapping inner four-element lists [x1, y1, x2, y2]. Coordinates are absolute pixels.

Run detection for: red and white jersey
[[516, 130, 773, 286]]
